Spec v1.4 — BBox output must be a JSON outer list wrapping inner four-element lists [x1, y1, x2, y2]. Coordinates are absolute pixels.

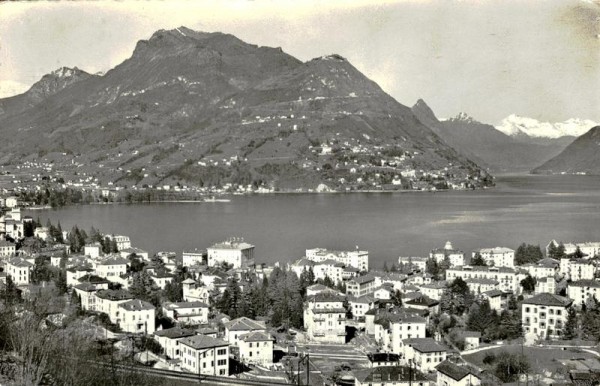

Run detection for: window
[[217, 349, 226, 355]]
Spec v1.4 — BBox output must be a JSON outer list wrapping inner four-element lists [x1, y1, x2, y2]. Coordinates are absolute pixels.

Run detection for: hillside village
[[2, 196, 600, 385]]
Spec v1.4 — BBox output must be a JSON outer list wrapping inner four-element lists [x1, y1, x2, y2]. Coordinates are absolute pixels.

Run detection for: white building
[[95, 257, 128, 279], [117, 299, 156, 335], [182, 250, 205, 267], [93, 289, 134, 323], [567, 280, 600, 309], [6, 257, 33, 285], [522, 293, 573, 340], [238, 331, 274, 365], [418, 282, 447, 301], [306, 247, 369, 272], [207, 239, 254, 269], [0, 240, 16, 257], [402, 338, 448, 372], [446, 266, 519, 294], [223, 317, 267, 346], [535, 277, 557, 295], [4, 197, 18, 208], [547, 240, 600, 258], [347, 274, 377, 297], [349, 296, 377, 320], [84, 243, 102, 259], [303, 292, 346, 344], [106, 234, 131, 251], [374, 312, 427, 354], [473, 247, 515, 268], [430, 241, 465, 267], [560, 258, 595, 281], [178, 335, 229, 376], [163, 301, 209, 325], [398, 256, 428, 272], [154, 327, 196, 359], [182, 279, 211, 303]]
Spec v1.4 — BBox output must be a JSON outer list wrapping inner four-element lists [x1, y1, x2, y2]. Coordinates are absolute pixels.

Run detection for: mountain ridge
[[0, 27, 491, 192]]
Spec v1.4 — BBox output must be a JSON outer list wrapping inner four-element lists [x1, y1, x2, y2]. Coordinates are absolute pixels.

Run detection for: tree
[[520, 275, 536, 294], [494, 352, 530, 383], [383, 262, 389, 272], [23, 221, 35, 238], [470, 252, 486, 266], [56, 270, 68, 294], [391, 290, 403, 307], [426, 258, 440, 279], [467, 300, 498, 338], [515, 243, 543, 265], [573, 246, 584, 259], [129, 271, 159, 306], [563, 307, 578, 340], [439, 278, 475, 315]]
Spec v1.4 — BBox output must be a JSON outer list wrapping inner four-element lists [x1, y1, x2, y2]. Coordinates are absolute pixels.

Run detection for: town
[[1, 195, 600, 385]]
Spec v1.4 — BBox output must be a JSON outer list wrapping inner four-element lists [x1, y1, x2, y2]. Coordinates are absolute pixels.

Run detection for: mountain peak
[[495, 114, 597, 139], [451, 112, 475, 123], [411, 98, 439, 125], [49, 66, 87, 79]]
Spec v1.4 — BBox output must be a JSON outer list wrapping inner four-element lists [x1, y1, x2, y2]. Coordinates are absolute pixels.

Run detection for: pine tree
[[563, 307, 578, 340], [56, 270, 68, 294], [471, 252, 487, 266]]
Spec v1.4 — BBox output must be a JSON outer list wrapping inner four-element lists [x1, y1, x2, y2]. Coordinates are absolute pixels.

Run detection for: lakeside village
[[3, 198, 600, 385]]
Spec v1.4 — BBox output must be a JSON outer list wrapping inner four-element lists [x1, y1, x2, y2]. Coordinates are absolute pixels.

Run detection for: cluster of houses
[[4, 195, 600, 383]]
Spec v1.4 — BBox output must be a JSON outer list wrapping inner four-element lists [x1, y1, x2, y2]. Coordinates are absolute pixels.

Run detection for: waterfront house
[[106, 234, 131, 251]]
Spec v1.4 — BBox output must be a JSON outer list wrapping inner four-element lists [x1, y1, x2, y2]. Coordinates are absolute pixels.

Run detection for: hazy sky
[[0, 0, 598, 123]]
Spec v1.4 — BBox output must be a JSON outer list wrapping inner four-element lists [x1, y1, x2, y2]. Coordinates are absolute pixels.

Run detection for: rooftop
[[179, 334, 229, 350], [436, 360, 480, 381], [154, 327, 196, 339], [209, 240, 254, 250], [522, 293, 573, 307], [223, 317, 265, 332], [164, 301, 209, 310], [239, 331, 274, 342], [403, 338, 448, 353], [95, 289, 134, 301], [118, 299, 155, 311]]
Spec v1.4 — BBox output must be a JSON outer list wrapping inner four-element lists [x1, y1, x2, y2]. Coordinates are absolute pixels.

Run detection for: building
[[207, 239, 254, 269], [349, 295, 377, 320], [535, 277, 556, 295], [446, 266, 518, 294], [481, 289, 504, 312], [303, 292, 346, 344], [105, 234, 131, 251], [418, 282, 447, 301], [237, 331, 274, 365], [521, 262, 557, 280], [73, 280, 110, 311], [561, 258, 595, 281], [223, 317, 266, 346], [95, 257, 128, 279], [119, 247, 149, 261], [163, 301, 209, 325], [398, 256, 428, 272], [354, 366, 431, 386], [367, 353, 401, 368], [430, 241, 465, 267], [93, 289, 134, 322], [66, 266, 95, 286], [402, 338, 448, 372], [404, 295, 440, 314], [33, 227, 50, 241], [84, 243, 102, 259], [178, 335, 229, 376], [465, 278, 498, 294], [567, 280, 600, 309], [182, 279, 211, 303], [305, 247, 369, 271], [182, 249, 206, 267], [522, 293, 573, 339], [547, 240, 600, 258], [0, 240, 16, 257], [436, 360, 481, 386], [347, 274, 377, 297], [154, 327, 196, 359], [375, 311, 427, 354], [473, 247, 515, 268], [117, 299, 156, 334], [6, 257, 33, 285], [461, 331, 481, 350]]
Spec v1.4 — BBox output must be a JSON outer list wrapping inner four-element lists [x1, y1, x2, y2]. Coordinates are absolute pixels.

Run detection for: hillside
[[532, 126, 600, 175], [0, 27, 491, 192], [412, 100, 572, 173]]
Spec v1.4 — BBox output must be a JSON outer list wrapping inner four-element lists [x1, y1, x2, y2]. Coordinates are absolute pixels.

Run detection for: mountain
[[495, 114, 596, 139], [0, 67, 94, 117], [0, 27, 491, 191], [532, 126, 600, 175], [411, 100, 573, 173]]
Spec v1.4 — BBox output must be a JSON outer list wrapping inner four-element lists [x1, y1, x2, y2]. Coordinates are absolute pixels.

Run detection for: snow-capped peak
[[442, 112, 475, 123], [495, 114, 598, 138]]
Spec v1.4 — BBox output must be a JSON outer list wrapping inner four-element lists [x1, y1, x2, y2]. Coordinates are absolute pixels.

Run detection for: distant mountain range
[[495, 114, 596, 139], [532, 126, 600, 175], [0, 27, 490, 191], [411, 100, 575, 173]]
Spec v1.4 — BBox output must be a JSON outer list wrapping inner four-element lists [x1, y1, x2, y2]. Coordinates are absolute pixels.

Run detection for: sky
[[0, 0, 599, 124]]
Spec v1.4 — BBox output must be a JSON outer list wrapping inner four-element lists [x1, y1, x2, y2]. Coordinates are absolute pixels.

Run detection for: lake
[[30, 174, 600, 268]]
